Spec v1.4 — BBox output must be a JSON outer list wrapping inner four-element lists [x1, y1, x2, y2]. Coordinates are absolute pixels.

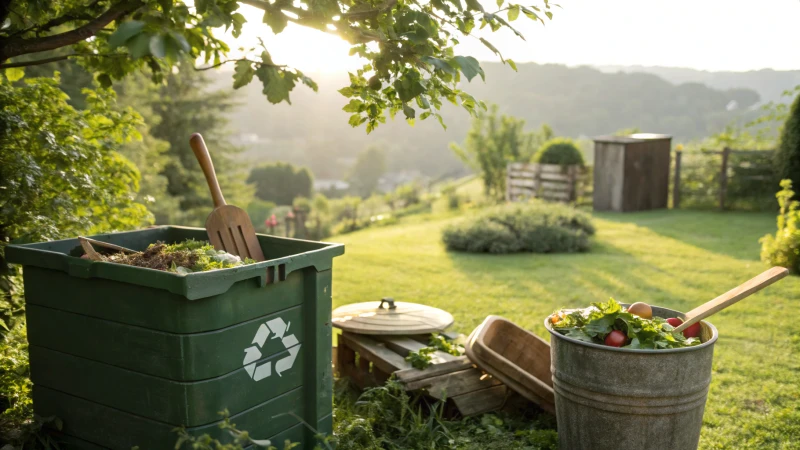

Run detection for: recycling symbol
[[243, 317, 301, 382]]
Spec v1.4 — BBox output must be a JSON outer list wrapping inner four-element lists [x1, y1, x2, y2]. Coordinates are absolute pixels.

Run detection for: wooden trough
[[465, 316, 555, 414]]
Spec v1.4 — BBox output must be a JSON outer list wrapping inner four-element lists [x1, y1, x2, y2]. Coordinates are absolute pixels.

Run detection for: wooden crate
[[506, 162, 587, 203], [334, 332, 512, 417]]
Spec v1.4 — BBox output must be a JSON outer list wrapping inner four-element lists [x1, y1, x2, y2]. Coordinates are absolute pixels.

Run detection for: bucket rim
[[544, 304, 719, 354]]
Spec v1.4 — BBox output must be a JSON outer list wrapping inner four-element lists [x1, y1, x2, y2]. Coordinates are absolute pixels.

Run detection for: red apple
[[604, 330, 627, 347]]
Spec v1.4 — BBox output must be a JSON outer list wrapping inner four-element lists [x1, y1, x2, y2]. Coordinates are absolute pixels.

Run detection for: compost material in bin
[[100, 239, 255, 274]]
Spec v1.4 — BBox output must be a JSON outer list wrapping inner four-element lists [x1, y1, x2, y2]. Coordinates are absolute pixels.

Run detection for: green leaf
[[496, 0, 503, 6], [508, 5, 520, 21], [422, 56, 456, 75], [233, 60, 255, 89], [452, 56, 484, 82], [127, 33, 152, 59], [393, 76, 425, 102], [545, 11, 553, 19], [263, 9, 288, 34], [5, 67, 24, 82], [338, 87, 355, 97], [169, 31, 190, 53], [465, 0, 484, 12], [435, 113, 447, 130], [402, 104, 416, 119], [162, 36, 180, 64], [506, 59, 518, 71], [108, 20, 145, 49], [97, 74, 113, 88], [149, 34, 166, 58], [348, 114, 366, 127], [480, 38, 502, 60], [256, 66, 296, 104], [342, 99, 364, 113]]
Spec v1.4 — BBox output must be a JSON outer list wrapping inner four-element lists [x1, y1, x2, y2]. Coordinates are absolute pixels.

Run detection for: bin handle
[[379, 297, 397, 310]]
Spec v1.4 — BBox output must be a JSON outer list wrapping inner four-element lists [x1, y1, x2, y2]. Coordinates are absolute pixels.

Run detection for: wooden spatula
[[674, 266, 789, 334], [189, 133, 266, 262]]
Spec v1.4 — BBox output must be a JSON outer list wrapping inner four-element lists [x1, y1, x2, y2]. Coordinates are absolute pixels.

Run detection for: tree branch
[[340, 0, 398, 20], [0, 0, 144, 63], [0, 52, 127, 69], [0, 55, 71, 68], [194, 58, 286, 71]]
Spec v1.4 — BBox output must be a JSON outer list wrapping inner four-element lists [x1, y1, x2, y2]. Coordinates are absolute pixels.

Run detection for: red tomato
[[666, 317, 683, 327], [604, 330, 627, 347], [665, 317, 701, 338], [683, 322, 702, 338]]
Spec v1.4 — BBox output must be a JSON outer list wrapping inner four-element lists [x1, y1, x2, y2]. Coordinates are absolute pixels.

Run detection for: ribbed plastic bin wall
[[6, 226, 344, 449]]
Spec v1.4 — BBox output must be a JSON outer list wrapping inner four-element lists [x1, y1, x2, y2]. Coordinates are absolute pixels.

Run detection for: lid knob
[[379, 297, 397, 310]]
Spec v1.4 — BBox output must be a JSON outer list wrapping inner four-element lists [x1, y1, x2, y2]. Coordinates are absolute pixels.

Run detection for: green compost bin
[[5, 226, 344, 449]]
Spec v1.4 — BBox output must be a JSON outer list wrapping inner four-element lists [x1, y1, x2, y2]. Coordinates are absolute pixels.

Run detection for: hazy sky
[[226, 0, 800, 73]]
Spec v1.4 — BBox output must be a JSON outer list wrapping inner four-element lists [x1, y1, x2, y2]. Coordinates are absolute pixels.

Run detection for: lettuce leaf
[[550, 298, 701, 349]]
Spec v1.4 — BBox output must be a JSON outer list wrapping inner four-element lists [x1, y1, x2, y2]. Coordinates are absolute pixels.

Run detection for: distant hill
[[594, 65, 800, 104], [210, 62, 777, 179]]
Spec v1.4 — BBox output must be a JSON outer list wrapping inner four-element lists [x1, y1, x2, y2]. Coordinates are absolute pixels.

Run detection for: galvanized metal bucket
[[545, 305, 718, 450]]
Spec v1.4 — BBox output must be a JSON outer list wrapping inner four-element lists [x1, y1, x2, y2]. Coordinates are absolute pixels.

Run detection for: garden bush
[[533, 138, 585, 166], [775, 94, 800, 200], [760, 180, 800, 274], [442, 202, 595, 254]]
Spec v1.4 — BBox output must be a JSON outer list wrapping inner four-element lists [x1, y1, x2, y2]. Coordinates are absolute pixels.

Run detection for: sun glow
[[220, 5, 365, 74]]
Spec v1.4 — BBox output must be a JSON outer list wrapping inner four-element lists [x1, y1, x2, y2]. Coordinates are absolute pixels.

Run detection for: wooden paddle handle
[[189, 133, 226, 208], [674, 267, 789, 333]]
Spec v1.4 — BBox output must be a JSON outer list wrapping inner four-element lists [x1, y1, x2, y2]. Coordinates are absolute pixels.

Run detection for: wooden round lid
[[332, 298, 454, 335]]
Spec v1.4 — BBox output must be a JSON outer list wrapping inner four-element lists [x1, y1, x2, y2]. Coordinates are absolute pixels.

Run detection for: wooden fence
[[506, 163, 586, 203], [673, 147, 775, 210]]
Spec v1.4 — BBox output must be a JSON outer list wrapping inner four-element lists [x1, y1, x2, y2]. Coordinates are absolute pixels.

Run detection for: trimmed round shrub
[[534, 138, 584, 166], [775, 93, 800, 199], [441, 202, 595, 254]]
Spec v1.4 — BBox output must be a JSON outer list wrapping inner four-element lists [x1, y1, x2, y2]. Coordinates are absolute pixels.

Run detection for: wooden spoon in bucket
[[189, 133, 265, 262], [674, 266, 789, 338]]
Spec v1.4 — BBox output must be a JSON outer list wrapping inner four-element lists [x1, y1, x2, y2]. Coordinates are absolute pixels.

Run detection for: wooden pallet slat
[[336, 332, 526, 417], [451, 385, 508, 416], [339, 333, 412, 374], [394, 356, 475, 383]]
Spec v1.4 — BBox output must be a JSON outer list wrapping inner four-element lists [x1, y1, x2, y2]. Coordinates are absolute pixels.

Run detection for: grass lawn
[[331, 208, 800, 450]]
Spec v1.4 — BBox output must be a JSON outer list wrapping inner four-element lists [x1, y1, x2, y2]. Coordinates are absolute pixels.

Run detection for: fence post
[[505, 163, 512, 202], [719, 147, 730, 211], [673, 150, 682, 209], [567, 165, 577, 202]]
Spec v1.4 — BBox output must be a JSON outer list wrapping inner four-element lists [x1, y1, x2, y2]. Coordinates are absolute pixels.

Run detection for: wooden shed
[[592, 134, 672, 212]]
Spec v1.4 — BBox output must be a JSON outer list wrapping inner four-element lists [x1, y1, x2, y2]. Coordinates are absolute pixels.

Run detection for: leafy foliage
[[0, 0, 555, 132], [549, 298, 700, 349], [760, 180, 800, 274], [333, 380, 558, 449], [347, 147, 387, 198], [441, 202, 595, 254], [775, 93, 800, 200], [248, 162, 314, 206], [173, 411, 305, 450], [533, 138, 584, 166], [0, 75, 152, 246], [451, 105, 553, 199], [428, 334, 464, 356], [405, 347, 436, 369]]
